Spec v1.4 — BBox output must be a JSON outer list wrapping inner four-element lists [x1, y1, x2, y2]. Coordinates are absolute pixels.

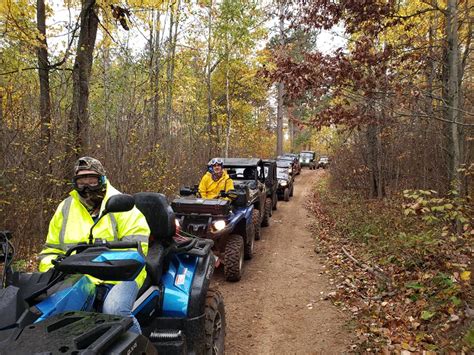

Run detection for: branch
[[0, 66, 73, 76], [419, 0, 447, 15], [396, 112, 474, 127], [342, 246, 393, 292], [209, 57, 223, 74], [390, 7, 437, 20], [45, 17, 81, 70], [97, 18, 118, 44]]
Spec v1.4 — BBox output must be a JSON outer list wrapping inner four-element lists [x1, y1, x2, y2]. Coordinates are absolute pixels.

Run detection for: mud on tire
[[261, 197, 272, 227], [283, 188, 290, 201], [252, 209, 262, 241], [204, 288, 226, 355], [224, 234, 244, 282]]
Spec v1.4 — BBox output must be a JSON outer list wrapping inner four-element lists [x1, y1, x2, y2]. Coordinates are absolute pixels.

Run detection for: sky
[[47, 1, 347, 58]]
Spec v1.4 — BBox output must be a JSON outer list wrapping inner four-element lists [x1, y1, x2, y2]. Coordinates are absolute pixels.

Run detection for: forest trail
[[213, 169, 353, 354]]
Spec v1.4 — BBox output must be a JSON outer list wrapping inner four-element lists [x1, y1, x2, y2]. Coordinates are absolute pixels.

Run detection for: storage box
[[171, 198, 231, 215]]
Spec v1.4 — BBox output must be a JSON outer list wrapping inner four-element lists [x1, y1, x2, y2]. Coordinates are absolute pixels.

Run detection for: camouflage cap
[[74, 156, 106, 176]]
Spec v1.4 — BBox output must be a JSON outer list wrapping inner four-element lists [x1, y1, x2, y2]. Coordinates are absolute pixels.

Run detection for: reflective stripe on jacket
[[38, 182, 150, 288], [198, 170, 234, 199]]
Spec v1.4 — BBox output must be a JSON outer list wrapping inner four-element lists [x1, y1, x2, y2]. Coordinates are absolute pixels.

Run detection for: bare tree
[[276, 0, 285, 156], [37, 0, 51, 165], [67, 0, 99, 164], [445, 0, 463, 193]]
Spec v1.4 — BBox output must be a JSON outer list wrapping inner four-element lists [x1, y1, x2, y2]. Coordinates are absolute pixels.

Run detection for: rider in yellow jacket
[[38, 157, 149, 334], [199, 158, 234, 199]]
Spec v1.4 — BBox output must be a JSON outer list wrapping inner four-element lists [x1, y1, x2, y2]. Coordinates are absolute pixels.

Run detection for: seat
[[243, 167, 255, 180], [227, 168, 237, 179], [134, 193, 176, 290]]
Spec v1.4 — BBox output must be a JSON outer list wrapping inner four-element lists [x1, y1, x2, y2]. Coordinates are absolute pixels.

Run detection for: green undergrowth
[[315, 179, 446, 271], [312, 176, 473, 352]]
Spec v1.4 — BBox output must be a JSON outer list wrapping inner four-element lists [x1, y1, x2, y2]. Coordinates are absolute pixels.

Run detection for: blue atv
[[172, 186, 256, 282], [0, 192, 226, 354]]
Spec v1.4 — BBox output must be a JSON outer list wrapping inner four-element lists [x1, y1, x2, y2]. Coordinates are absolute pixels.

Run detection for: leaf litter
[[306, 181, 473, 353]]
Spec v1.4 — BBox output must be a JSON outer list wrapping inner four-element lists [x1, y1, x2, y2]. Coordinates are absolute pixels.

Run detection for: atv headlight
[[212, 220, 226, 231], [279, 179, 287, 187]]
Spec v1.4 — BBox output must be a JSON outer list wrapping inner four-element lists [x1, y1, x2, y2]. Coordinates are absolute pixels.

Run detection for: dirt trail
[[213, 169, 353, 354]]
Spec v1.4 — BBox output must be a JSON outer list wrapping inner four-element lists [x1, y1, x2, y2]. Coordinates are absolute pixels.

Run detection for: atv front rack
[[0, 311, 156, 355]]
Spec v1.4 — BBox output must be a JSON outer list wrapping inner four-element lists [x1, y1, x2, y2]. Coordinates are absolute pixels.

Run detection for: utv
[[276, 160, 294, 201], [0, 193, 226, 354], [300, 151, 317, 170], [223, 158, 268, 239], [280, 153, 302, 175], [262, 159, 278, 215], [317, 156, 330, 169], [277, 155, 300, 176], [172, 186, 255, 282]]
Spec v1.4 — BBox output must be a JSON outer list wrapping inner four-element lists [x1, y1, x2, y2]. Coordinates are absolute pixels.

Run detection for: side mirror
[[227, 169, 237, 179], [88, 194, 134, 244], [104, 194, 135, 214]]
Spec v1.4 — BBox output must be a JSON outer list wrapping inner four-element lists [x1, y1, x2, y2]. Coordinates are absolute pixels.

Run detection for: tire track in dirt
[[212, 169, 353, 354]]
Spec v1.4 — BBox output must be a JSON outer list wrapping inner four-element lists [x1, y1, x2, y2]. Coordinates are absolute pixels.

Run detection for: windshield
[[319, 157, 329, 162], [301, 153, 313, 159], [277, 167, 289, 179], [276, 161, 291, 168], [226, 167, 257, 180]]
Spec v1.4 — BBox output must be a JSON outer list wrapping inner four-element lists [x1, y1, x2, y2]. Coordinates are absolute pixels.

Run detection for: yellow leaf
[[460, 271, 471, 281]]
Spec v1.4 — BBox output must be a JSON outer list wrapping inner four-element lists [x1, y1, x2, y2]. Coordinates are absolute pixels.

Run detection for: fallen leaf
[[449, 314, 460, 322], [460, 271, 471, 281], [421, 310, 436, 320]]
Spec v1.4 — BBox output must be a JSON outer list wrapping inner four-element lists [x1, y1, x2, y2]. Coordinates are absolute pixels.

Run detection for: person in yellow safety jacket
[[38, 156, 150, 334], [198, 157, 234, 199]]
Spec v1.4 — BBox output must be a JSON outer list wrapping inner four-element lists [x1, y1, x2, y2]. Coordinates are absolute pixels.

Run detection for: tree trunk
[[0, 91, 4, 173], [366, 123, 381, 198], [276, 82, 284, 156], [423, 17, 437, 189], [36, 0, 53, 233], [151, 9, 162, 140], [0, 91, 3, 129], [276, 0, 285, 156], [37, 0, 51, 167], [102, 44, 111, 160], [206, 1, 214, 156], [165, 0, 181, 132], [67, 0, 99, 165], [445, 0, 462, 194], [224, 56, 231, 158]]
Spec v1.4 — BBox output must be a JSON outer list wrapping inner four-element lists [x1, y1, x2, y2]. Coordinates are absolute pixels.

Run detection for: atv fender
[[228, 206, 253, 245]]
